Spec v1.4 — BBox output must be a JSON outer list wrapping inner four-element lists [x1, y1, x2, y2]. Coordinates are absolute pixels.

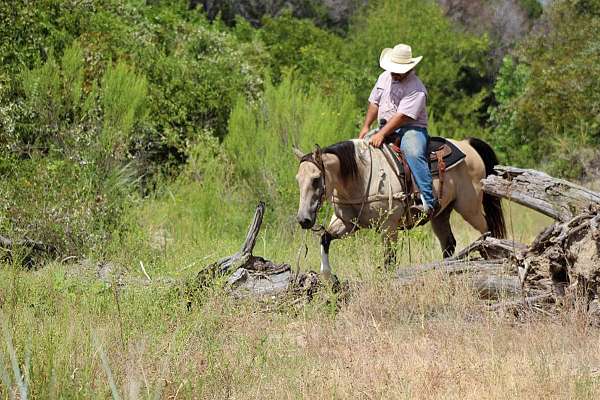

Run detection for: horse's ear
[[313, 145, 322, 163], [292, 146, 304, 161]]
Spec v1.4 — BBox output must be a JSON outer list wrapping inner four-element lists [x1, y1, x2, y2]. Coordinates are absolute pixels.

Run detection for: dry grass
[[2, 202, 600, 399]]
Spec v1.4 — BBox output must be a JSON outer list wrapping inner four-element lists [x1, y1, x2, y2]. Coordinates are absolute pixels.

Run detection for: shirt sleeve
[[396, 91, 426, 119], [367, 75, 385, 106]]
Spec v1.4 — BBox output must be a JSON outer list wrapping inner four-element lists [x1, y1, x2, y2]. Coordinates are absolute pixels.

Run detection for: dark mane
[[323, 141, 359, 183]]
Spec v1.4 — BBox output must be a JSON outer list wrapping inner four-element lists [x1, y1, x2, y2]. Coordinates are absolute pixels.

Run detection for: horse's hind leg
[[320, 215, 356, 279], [431, 204, 457, 258], [454, 200, 488, 235], [453, 183, 489, 235]]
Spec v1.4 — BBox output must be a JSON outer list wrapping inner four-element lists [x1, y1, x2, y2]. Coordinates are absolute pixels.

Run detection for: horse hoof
[[320, 272, 341, 291]]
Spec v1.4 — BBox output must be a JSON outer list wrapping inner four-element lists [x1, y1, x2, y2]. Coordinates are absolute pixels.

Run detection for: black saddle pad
[[385, 136, 466, 176], [428, 137, 466, 175]]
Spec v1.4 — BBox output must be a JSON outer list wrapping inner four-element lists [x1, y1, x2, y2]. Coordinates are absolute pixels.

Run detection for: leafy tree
[[258, 11, 347, 90], [489, 0, 600, 176]]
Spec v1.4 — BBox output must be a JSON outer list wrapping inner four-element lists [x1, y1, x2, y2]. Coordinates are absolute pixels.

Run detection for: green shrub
[[488, 0, 600, 176], [225, 74, 359, 219], [0, 0, 269, 257], [100, 61, 148, 159], [2, 39, 148, 255], [17, 43, 89, 155], [519, 0, 543, 19], [0, 156, 122, 255], [488, 56, 532, 165], [258, 12, 346, 89], [1, 0, 266, 164]]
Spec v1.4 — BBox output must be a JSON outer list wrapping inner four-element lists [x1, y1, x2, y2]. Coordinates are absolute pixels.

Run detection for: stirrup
[[410, 200, 440, 219]]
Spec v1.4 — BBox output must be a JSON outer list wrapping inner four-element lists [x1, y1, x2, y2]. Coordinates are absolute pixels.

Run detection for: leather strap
[[391, 139, 413, 195], [435, 149, 446, 201]]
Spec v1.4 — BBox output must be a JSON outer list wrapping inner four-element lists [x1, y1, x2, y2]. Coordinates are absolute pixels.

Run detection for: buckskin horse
[[294, 137, 506, 278]]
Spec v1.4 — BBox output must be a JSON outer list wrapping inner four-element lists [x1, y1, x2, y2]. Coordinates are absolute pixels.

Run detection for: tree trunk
[[482, 166, 600, 222]]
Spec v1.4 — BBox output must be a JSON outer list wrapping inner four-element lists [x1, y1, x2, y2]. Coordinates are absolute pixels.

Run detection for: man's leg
[[400, 128, 437, 210]]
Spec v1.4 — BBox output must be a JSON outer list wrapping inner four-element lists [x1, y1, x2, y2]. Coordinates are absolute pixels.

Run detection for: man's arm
[[368, 113, 414, 147], [358, 102, 379, 139]]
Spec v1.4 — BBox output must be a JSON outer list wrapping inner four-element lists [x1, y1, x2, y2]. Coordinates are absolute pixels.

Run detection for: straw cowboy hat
[[379, 44, 423, 74]]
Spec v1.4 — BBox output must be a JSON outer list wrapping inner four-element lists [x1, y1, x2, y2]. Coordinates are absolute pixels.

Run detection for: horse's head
[[294, 146, 326, 229]]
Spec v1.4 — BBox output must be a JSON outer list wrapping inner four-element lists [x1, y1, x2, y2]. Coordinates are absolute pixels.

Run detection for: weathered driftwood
[[196, 202, 323, 298], [482, 165, 600, 222], [480, 165, 600, 312]]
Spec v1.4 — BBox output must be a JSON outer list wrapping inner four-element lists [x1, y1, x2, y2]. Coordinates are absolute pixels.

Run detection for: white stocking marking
[[320, 244, 332, 277]]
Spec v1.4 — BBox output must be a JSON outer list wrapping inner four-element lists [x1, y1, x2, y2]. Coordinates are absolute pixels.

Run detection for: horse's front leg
[[382, 231, 399, 270], [320, 215, 357, 279]]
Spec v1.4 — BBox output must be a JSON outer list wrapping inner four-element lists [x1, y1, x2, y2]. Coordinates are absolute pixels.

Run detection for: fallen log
[[0, 235, 56, 254], [488, 293, 555, 312], [0, 234, 57, 267], [482, 165, 600, 222], [480, 165, 600, 312], [447, 233, 527, 261]]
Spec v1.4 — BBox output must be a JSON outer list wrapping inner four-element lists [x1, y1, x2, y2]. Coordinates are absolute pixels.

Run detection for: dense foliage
[[490, 0, 600, 175], [0, 0, 265, 254], [1, 0, 598, 259]]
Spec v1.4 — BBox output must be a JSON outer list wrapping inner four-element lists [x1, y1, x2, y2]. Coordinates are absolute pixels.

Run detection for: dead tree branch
[[482, 165, 600, 222], [0, 235, 56, 254], [195, 202, 324, 299]]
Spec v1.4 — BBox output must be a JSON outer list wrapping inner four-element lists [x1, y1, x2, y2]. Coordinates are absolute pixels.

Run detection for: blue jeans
[[394, 126, 435, 208]]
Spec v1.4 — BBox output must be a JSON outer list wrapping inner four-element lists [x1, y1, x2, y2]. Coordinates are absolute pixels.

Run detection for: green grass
[[6, 190, 597, 399]]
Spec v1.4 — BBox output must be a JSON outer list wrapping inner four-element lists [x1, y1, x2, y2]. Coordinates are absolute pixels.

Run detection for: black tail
[[468, 137, 506, 239]]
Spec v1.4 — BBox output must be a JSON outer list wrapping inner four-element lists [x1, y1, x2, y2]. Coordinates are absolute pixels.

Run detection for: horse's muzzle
[[297, 216, 314, 229]]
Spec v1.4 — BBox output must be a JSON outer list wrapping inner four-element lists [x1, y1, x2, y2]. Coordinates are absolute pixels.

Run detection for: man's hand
[[358, 127, 369, 139], [369, 132, 386, 148]]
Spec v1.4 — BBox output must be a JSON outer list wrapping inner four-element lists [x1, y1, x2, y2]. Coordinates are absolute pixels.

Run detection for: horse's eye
[[312, 177, 320, 189]]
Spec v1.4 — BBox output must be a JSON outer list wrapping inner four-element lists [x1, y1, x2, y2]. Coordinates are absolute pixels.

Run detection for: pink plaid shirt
[[368, 70, 428, 128]]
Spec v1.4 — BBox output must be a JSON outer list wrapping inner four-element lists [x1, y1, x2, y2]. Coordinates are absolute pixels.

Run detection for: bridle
[[299, 150, 328, 231], [298, 144, 373, 234], [300, 153, 327, 213]]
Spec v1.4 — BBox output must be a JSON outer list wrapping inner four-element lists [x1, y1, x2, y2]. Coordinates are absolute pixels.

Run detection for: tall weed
[[100, 61, 148, 159]]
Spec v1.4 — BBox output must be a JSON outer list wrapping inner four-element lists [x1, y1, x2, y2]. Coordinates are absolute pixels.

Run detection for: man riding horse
[[359, 43, 439, 218], [294, 43, 505, 278]]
